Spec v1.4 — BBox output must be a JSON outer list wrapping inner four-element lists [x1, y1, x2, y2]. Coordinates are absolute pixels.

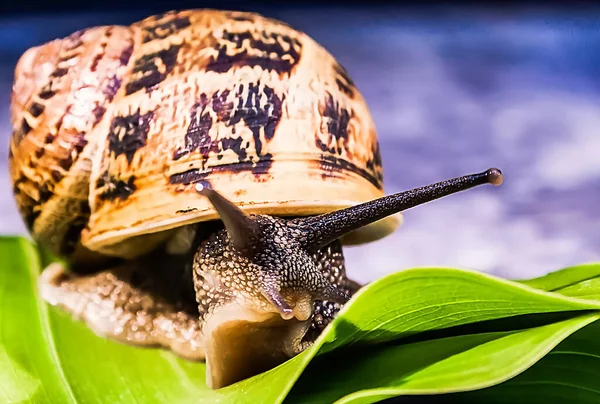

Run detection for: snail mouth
[[201, 299, 312, 389]]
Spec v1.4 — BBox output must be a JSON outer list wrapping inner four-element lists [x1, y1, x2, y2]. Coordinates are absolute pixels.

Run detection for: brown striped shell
[[8, 9, 400, 263]]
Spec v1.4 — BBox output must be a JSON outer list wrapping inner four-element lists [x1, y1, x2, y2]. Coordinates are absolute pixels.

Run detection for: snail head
[[192, 168, 503, 388]]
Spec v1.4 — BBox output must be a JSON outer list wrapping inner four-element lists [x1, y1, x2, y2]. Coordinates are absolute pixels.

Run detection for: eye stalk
[[196, 168, 504, 256], [292, 168, 504, 253], [195, 182, 263, 259]]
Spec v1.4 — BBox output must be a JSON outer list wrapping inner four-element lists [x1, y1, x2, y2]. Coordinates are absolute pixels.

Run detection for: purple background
[[1, 7, 599, 283]]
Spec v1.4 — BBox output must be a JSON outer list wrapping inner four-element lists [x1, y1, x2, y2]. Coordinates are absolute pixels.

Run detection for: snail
[[8, 9, 503, 389]]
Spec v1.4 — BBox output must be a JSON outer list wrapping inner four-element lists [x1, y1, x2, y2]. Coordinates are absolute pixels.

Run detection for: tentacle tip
[[275, 302, 294, 320], [486, 168, 504, 186], [279, 307, 294, 320], [263, 287, 295, 319]]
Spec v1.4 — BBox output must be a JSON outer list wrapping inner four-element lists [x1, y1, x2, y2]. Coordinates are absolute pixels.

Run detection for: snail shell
[[9, 9, 399, 264]]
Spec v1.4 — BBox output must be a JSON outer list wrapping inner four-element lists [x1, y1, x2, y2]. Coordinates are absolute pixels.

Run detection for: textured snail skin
[[193, 223, 360, 388], [8, 9, 378, 389]]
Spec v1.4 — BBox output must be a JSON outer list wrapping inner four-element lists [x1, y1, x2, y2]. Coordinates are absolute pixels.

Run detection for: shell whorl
[[9, 9, 391, 261], [9, 25, 135, 263]]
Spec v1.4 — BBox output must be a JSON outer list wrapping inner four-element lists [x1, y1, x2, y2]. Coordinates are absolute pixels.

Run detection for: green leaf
[[519, 263, 600, 294], [1, 236, 73, 403], [286, 314, 600, 404], [2, 236, 600, 404], [553, 278, 600, 301], [469, 317, 600, 404], [291, 266, 600, 404], [407, 314, 600, 404], [0, 345, 41, 403], [518, 263, 600, 302]]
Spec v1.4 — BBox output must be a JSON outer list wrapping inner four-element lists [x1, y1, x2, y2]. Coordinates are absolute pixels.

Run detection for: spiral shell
[[9, 9, 398, 261]]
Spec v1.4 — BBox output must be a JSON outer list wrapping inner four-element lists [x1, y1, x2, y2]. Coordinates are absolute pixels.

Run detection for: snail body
[[8, 9, 503, 389]]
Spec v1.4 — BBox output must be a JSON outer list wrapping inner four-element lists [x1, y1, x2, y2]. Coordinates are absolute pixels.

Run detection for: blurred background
[[1, 1, 599, 283]]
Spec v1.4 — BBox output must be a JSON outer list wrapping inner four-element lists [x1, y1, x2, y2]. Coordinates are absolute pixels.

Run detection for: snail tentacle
[[294, 168, 504, 253], [195, 182, 263, 259]]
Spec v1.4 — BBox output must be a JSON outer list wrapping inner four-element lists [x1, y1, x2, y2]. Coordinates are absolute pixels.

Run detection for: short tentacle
[[261, 279, 294, 317]]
